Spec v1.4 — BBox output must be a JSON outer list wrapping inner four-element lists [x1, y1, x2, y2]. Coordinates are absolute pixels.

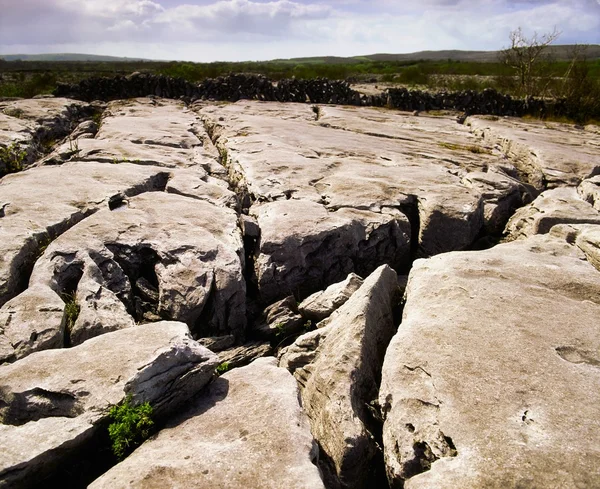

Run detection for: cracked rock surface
[[89, 357, 325, 489], [1, 97, 600, 489], [0, 321, 219, 489], [280, 265, 401, 489], [199, 102, 527, 301], [380, 235, 600, 488]]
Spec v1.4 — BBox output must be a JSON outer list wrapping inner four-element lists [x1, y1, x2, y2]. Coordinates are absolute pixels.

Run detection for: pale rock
[[469, 116, 600, 188], [252, 199, 410, 303], [0, 162, 170, 307], [281, 265, 400, 489], [298, 272, 363, 321], [0, 322, 219, 489], [253, 295, 304, 340], [218, 341, 273, 369], [505, 187, 600, 240], [380, 235, 600, 488], [0, 285, 65, 363], [578, 175, 600, 211], [28, 192, 245, 344], [89, 357, 325, 489]]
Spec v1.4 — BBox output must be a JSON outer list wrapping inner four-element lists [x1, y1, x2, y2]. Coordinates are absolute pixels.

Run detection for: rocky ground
[[0, 95, 599, 488]]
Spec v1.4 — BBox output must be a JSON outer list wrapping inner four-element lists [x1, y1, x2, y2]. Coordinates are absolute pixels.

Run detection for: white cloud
[[0, 0, 598, 60]]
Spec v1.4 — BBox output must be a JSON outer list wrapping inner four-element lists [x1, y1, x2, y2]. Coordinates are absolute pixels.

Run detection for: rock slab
[[0, 322, 219, 489], [380, 235, 600, 488], [90, 357, 325, 489]]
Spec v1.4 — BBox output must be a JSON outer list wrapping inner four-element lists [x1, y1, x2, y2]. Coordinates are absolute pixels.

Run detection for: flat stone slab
[[199, 102, 525, 301], [89, 357, 325, 489], [470, 115, 600, 188], [380, 234, 600, 488], [505, 186, 600, 240], [0, 98, 91, 172], [25, 191, 245, 346], [0, 321, 219, 489]]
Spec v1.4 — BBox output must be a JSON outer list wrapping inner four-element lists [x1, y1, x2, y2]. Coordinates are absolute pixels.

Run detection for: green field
[[1, 50, 599, 122]]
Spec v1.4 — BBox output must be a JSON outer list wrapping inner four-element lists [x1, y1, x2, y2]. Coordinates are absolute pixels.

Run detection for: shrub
[[108, 395, 154, 460]]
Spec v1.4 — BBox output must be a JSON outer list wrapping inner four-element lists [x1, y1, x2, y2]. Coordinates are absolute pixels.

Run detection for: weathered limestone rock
[[380, 235, 600, 488], [27, 191, 245, 345], [218, 341, 273, 369], [0, 322, 219, 489], [253, 295, 305, 340], [165, 169, 238, 208], [199, 102, 525, 301], [461, 169, 530, 234], [505, 187, 600, 240], [0, 285, 65, 363], [298, 272, 363, 322], [252, 199, 410, 303], [0, 98, 91, 171], [470, 116, 600, 188], [578, 175, 600, 211], [0, 162, 170, 307], [89, 357, 325, 489], [197, 335, 235, 352], [280, 265, 400, 489], [40, 99, 222, 173], [576, 225, 600, 271]]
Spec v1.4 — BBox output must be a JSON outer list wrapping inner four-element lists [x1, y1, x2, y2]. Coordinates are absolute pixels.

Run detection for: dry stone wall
[[55, 72, 549, 117]]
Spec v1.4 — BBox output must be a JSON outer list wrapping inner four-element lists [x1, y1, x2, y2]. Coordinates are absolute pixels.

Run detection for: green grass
[[62, 293, 80, 337], [216, 362, 231, 375], [439, 142, 492, 154], [108, 395, 154, 460], [0, 142, 27, 175]]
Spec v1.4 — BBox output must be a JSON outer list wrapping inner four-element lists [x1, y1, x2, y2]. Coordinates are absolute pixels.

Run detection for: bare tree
[[499, 27, 561, 97]]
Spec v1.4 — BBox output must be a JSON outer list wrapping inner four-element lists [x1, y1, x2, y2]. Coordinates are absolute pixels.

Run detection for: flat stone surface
[[0, 321, 219, 489], [89, 357, 325, 489], [199, 102, 525, 300], [380, 235, 600, 488], [0, 98, 91, 173], [470, 115, 600, 188]]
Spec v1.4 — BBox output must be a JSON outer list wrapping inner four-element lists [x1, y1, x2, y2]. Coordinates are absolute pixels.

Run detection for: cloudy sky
[[0, 0, 599, 61]]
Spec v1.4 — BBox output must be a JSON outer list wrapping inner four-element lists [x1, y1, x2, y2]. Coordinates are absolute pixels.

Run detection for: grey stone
[[380, 235, 600, 488], [0, 322, 219, 489], [299, 273, 363, 322], [280, 265, 400, 489], [89, 357, 325, 489]]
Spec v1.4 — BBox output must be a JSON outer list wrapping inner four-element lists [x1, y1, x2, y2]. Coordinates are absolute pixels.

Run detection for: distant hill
[[2, 45, 599, 64], [282, 45, 600, 64], [0, 53, 150, 62]]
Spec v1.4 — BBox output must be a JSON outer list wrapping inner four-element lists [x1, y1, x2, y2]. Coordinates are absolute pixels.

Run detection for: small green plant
[[4, 108, 24, 119], [216, 362, 231, 375], [67, 137, 80, 155], [92, 111, 103, 128], [108, 395, 154, 460], [218, 146, 228, 165], [0, 142, 27, 175], [62, 293, 80, 335]]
